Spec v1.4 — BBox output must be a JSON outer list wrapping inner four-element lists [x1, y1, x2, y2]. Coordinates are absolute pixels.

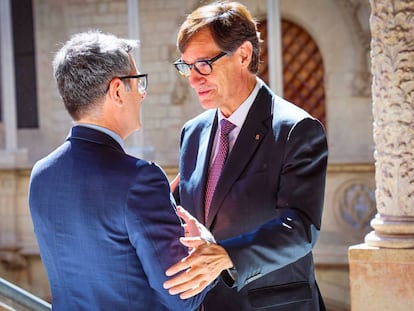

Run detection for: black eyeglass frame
[[173, 52, 227, 77], [105, 73, 148, 93]]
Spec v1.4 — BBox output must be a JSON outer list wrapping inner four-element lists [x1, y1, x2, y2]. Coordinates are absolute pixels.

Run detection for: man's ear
[[106, 78, 123, 106], [238, 41, 253, 68]]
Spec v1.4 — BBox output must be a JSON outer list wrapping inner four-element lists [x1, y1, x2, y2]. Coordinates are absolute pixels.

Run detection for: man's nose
[[188, 69, 205, 87]]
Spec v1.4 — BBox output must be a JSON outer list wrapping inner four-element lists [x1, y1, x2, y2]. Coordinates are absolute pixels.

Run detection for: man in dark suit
[[28, 30, 214, 311], [163, 2, 328, 310]]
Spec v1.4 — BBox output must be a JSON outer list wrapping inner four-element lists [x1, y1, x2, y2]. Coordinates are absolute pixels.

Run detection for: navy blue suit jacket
[[176, 83, 328, 310], [29, 126, 210, 310]]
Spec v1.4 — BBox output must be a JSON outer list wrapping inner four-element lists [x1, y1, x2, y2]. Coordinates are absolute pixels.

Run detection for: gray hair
[[53, 30, 139, 120]]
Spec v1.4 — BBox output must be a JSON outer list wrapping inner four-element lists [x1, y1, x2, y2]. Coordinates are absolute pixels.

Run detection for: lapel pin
[[255, 134, 260, 140]]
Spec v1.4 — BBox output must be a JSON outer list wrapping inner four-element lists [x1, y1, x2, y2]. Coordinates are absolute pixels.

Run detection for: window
[[258, 19, 326, 128], [12, 0, 38, 128]]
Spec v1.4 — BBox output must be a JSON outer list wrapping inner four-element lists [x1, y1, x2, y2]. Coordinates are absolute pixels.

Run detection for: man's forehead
[[181, 31, 220, 61]]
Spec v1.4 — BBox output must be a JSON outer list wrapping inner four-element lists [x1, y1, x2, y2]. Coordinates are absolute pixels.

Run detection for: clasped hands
[[163, 205, 234, 299]]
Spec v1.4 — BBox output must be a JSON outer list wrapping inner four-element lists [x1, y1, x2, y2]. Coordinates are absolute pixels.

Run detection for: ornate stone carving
[[366, 0, 414, 248], [335, 179, 376, 236]]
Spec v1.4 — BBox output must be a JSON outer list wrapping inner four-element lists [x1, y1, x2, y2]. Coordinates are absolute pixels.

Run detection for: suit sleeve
[[219, 118, 328, 290], [125, 162, 211, 310]]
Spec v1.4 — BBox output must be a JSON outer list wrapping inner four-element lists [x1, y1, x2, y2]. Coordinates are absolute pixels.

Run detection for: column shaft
[[365, 0, 414, 248]]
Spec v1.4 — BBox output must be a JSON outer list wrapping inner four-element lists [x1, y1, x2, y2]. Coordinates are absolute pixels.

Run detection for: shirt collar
[[74, 123, 124, 148], [218, 76, 263, 127]]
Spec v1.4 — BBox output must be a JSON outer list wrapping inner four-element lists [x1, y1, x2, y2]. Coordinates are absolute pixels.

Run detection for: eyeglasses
[[119, 74, 148, 93], [106, 73, 148, 94], [173, 52, 227, 77]]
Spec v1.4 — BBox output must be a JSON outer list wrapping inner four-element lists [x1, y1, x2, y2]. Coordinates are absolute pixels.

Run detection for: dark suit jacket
[[29, 126, 210, 311], [176, 83, 328, 310]]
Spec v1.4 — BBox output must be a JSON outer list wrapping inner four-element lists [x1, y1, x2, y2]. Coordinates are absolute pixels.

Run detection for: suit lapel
[[206, 87, 273, 228]]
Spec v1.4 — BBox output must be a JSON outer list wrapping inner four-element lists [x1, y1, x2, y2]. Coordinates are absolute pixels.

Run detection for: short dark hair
[[177, 1, 261, 74], [53, 30, 138, 120]]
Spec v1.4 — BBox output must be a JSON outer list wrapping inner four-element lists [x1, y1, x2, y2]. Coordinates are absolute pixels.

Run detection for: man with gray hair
[[28, 30, 214, 310]]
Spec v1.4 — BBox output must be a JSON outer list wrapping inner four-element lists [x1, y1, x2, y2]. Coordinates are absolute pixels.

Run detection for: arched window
[[258, 19, 326, 128]]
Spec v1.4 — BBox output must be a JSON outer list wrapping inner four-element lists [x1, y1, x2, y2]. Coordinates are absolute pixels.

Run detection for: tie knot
[[220, 119, 235, 136]]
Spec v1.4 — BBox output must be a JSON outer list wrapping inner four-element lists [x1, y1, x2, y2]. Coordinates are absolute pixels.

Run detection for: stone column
[[266, 0, 283, 96], [364, 0, 414, 248], [124, 0, 154, 160], [349, 1, 414, 310], [0, 0, 18, 152]]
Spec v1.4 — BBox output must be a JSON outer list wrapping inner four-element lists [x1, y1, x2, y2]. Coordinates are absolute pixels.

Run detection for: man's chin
[[199, 101, 217, 110]]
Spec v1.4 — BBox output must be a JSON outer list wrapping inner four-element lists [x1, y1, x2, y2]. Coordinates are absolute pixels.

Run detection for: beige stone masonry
[[349, 244, 414, 311]]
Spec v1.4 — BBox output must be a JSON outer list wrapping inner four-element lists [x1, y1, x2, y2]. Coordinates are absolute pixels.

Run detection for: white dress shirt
[[209, 77, 263, 166]]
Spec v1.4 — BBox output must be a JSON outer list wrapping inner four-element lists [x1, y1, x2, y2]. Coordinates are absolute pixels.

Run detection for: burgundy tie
[[204, 119, 236, 223]]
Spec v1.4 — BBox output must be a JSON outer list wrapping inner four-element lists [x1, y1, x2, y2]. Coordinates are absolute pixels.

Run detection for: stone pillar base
[[348, 244, 414, 311], [365, 214, 414, 248]]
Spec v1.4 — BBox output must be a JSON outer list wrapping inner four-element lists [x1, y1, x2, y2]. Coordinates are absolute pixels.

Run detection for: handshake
[[163, 205, 234, 299]]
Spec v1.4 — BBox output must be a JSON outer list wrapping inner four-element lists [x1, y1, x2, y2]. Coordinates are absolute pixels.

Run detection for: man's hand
[[170, 173, 180, 192], [176, 205, 214, 242], [163, 238, 233, 299], [165, 206, 233, 299]]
